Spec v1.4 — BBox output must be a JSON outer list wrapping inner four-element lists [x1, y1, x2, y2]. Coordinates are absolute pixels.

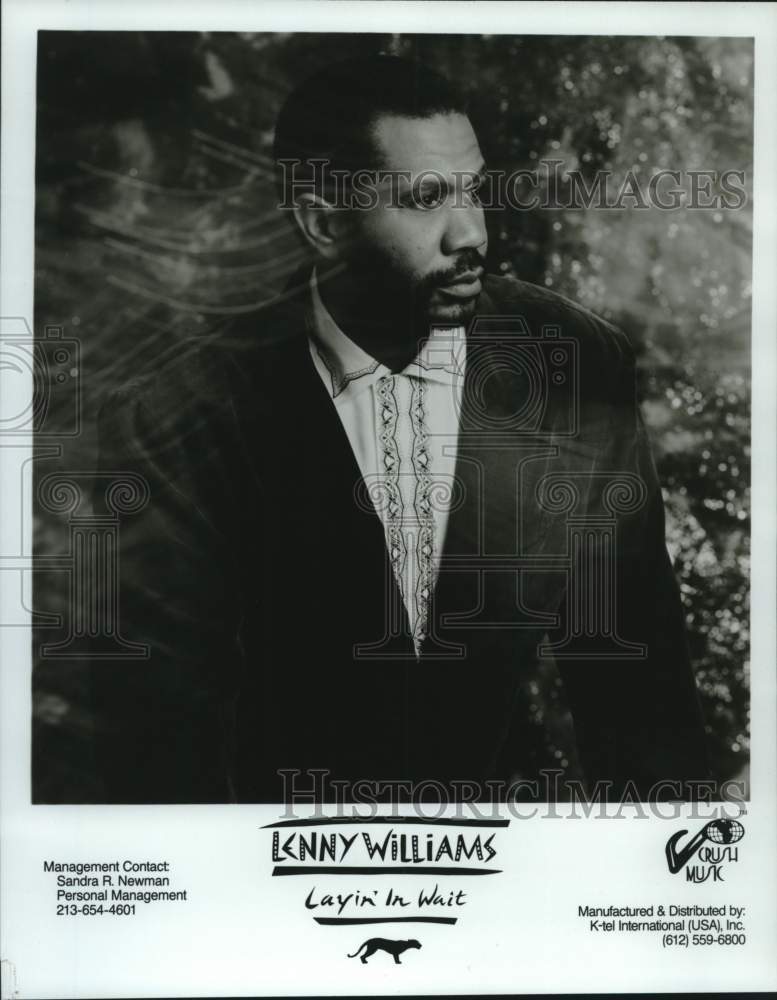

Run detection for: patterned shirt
[[308, 269, 466, 655]]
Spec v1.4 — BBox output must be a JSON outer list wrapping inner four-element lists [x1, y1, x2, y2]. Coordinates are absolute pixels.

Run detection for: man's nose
[[441, 196, 487, 257]]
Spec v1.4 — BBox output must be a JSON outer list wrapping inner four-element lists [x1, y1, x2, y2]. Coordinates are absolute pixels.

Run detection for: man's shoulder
[[101, 334, 237, 438], [481, 274, 635, 375], [104, 295, 307, 421]]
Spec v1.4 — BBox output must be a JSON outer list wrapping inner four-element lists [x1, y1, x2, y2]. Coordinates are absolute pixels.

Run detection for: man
[[91, 55, 709, 803]]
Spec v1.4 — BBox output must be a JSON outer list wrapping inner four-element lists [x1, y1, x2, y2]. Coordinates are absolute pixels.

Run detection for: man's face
[[343, 112, 488, 327]]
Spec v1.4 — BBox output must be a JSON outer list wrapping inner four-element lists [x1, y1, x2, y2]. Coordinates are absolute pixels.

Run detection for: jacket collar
[[308, 267, 466, 399]]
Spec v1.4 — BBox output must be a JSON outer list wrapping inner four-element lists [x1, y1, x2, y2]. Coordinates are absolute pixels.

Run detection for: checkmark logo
[[665, 827, 706, 874], [665, 819, 745, 874]]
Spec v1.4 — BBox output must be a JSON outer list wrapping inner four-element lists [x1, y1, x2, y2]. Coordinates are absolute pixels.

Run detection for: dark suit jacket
[[90, 270, 709, 803]]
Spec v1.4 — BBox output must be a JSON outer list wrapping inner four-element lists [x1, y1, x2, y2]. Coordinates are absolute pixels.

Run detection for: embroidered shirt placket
[[308, 271, 465, 662], [375, 373, 434, 658], [376, 374, 406, 606], [410, 376, 434, 654]]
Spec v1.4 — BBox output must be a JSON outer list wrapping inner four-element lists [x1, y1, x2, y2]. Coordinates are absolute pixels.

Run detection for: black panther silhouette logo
[[347, 938, 422, 964]]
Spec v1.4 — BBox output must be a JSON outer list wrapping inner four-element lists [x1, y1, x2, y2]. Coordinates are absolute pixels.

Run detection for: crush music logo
[[665, 818, 744, 882]]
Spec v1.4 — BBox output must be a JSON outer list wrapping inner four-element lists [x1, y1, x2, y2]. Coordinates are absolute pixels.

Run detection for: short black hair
[[273, 54, 468, 204]]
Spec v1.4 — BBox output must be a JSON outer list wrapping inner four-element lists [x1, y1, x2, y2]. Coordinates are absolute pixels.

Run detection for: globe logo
[[705, 818, 745, 845], [666, 817, 745, 873]]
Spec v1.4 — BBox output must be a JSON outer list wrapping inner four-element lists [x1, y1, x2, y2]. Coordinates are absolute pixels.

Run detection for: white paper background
[[1, 803, 775, 996], [2, 2, 776, 997]]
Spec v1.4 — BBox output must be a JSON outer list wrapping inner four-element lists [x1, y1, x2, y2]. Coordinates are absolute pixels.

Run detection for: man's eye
[[414, 189, 445, 209]]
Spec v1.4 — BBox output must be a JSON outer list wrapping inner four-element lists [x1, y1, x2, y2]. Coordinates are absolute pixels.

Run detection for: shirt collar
[[309, 268, 465, 399]]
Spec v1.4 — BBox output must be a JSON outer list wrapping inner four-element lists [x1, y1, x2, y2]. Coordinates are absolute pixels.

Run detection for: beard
[[338, 243, 486, 362], [416, 250, 486, 323]]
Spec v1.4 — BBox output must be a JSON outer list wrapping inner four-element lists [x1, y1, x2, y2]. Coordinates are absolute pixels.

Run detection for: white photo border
[[1, 3, 775, 997]]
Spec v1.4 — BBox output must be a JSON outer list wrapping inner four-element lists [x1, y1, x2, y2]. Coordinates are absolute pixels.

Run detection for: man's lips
[[436, 270, 484, 299]]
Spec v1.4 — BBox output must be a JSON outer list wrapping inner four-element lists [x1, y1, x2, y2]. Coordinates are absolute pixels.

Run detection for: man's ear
[[292, 193, 349, 260]]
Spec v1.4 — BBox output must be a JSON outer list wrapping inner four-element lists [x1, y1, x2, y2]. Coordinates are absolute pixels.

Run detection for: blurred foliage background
[[33, 32, 751, 801]]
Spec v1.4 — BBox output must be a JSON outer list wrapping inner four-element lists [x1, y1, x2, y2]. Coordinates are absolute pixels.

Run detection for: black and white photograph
[[1, 2, 776, 997], [31, 30, 750, 806]]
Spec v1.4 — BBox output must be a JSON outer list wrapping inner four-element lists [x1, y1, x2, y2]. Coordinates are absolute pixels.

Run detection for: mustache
[[423, 250, 487, 289]]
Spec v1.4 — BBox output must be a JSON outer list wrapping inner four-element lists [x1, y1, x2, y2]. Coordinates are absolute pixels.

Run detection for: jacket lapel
[[238, 271, 415, 658], [244, 271, 568, 660], [426, 285, 563, 652]]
